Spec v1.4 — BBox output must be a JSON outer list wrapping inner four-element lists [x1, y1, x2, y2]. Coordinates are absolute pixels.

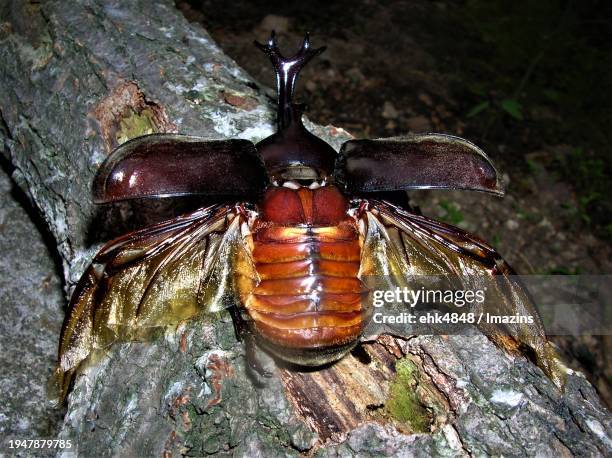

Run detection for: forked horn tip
[[254, 30, 280, 54], [269, 29, 278, 47]]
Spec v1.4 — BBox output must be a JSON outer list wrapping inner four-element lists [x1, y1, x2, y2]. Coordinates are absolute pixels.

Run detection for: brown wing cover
[[359, 199, 566, 388], [53, 204, 247, 399], [93, 134, 268, 203], [335, 134, 503, 195]]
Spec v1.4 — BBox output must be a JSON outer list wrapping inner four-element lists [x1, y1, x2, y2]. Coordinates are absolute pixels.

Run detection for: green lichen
[[184, 84, 225, 105], [386, 358, 431, 433], [116, 107, 157, 144]]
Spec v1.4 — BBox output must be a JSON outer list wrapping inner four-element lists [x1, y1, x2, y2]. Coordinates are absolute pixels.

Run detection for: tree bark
[[1, 1, 610, 456]]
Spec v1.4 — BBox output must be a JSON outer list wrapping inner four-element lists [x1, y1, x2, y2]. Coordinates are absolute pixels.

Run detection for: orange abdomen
[[237, 185, 366, 363]]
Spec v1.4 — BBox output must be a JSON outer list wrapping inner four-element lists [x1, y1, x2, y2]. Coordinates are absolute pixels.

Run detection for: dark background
[[176, 0, 612, 405]]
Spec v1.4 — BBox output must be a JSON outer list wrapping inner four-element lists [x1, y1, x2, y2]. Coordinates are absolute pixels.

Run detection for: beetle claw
[[248, 352, 273, 378]]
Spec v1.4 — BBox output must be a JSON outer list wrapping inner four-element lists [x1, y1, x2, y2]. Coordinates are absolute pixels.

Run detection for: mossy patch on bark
[[116, 107, 158, 144], [386, 358, 432, 432]]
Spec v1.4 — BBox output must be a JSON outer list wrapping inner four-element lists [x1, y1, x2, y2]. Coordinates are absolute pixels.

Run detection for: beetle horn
[[254, 33, 336, 180], [254, 32, 326, 130]]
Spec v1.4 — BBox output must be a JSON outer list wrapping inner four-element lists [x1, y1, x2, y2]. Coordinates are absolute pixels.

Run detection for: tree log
[[1, 1, 611, 456], [0, 157, 65, 445]]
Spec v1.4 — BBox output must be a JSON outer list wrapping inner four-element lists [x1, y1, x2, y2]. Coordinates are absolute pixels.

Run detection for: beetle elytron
[[55, 33, 566, 398]]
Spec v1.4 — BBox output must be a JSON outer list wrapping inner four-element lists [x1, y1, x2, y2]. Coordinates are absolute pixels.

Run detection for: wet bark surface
[[0, 1, 611, 456]]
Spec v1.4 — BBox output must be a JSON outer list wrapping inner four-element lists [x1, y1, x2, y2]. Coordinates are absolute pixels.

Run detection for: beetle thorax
[[258, 182, 350, 227]]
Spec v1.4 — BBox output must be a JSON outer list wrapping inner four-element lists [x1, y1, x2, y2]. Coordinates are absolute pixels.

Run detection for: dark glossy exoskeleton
[[55, 34, 566, 397]]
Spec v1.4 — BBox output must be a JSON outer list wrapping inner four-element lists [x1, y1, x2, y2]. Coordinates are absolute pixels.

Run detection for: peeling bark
[[0, 1, 611, 456], [91, 80, 177, 151]]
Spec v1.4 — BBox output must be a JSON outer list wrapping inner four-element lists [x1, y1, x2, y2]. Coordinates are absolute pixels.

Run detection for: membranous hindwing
[[358, 200, 566, 388], [358, 209, 410, 327], [54, 205, 248, 399], [197, 211, 258, 313], [358, 205, 456, 336]]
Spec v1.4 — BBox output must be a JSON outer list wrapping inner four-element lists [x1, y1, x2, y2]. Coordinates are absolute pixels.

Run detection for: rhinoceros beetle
[[54, 33, 565, 398]]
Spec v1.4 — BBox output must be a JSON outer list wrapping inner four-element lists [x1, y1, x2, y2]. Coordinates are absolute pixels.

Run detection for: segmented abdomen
[[241, 220, 365, 349]]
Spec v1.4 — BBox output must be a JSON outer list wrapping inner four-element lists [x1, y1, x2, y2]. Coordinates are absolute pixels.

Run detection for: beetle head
[[255, 32, 337, 182]]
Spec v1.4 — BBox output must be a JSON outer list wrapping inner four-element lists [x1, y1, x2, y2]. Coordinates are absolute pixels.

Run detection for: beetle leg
[[228, 306, 273, 378], [228, 306, 248, 343], [244, 332, 273, 378]]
